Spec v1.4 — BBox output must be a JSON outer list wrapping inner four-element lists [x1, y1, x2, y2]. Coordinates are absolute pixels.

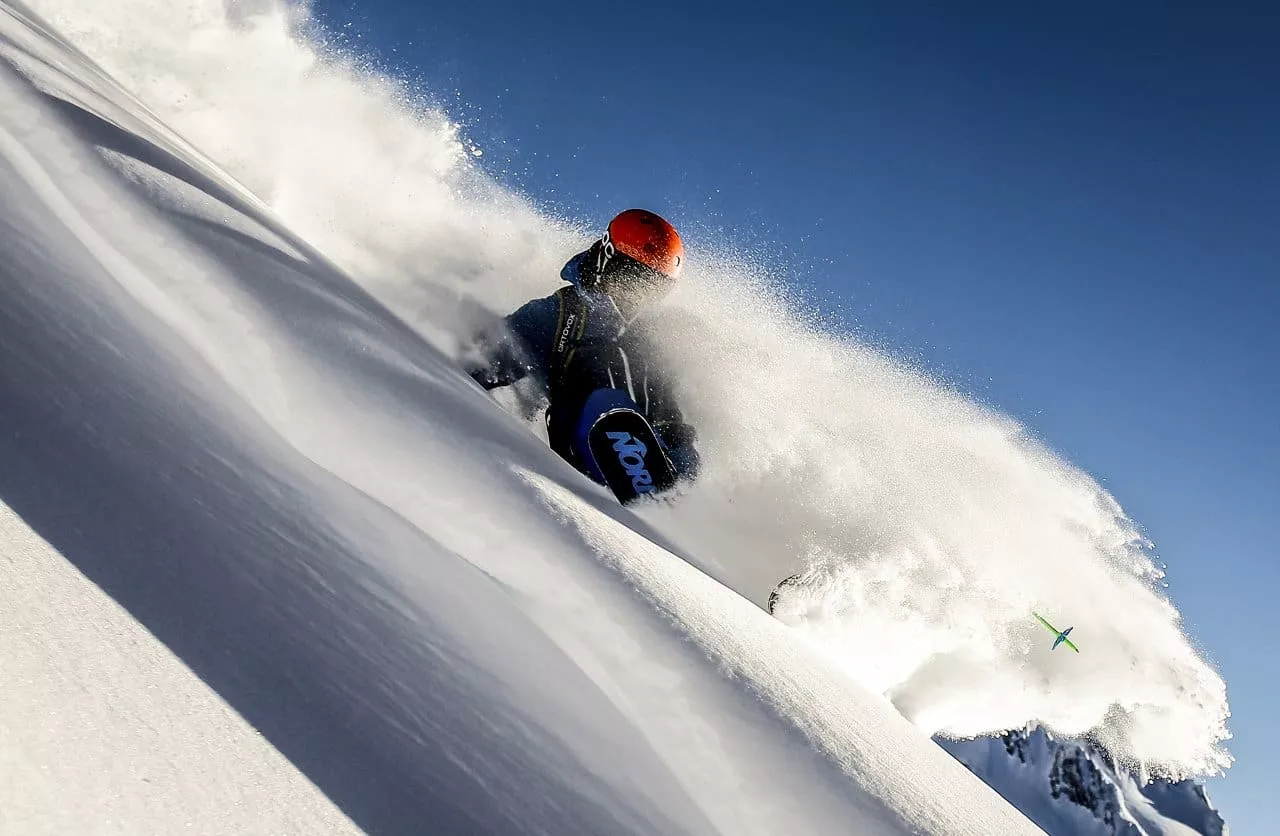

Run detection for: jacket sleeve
[[652, 404, 701, 480], [631, 328, 701, 479], [465, 295, 559, 390]]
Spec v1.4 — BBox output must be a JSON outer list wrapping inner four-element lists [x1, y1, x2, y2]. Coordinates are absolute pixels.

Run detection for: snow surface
[[0, 0, 1232, 832], [0, 503, 358, 835], [0, 2, 1038, 833], [16, 0, 1232, 785]]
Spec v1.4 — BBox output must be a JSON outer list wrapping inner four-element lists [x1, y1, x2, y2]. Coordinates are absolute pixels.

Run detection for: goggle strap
[[597, 231, 617, 274]]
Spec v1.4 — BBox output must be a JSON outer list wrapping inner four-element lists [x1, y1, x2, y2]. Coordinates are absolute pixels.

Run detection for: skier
[[466, 209, 700, 502]]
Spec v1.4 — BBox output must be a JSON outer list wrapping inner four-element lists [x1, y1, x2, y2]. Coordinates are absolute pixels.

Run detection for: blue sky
[[311, 1, 1276, 828]]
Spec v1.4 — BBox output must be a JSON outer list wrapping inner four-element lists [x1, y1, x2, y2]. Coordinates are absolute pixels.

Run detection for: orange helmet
[[602, 209, 684, 279]]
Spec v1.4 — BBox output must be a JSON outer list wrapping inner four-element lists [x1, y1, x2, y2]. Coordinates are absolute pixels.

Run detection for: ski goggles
[[595, 233, 676, 294]]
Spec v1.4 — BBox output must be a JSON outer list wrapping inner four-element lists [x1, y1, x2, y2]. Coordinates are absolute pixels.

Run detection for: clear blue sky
[[311, 1, 1277, 828]]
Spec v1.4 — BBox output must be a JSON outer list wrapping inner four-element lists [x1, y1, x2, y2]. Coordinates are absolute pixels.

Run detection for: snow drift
[[21, 0, 1230, 781]]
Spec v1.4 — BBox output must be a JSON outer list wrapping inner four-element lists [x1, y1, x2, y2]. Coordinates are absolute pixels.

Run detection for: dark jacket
[[468, 252, 700, 479]]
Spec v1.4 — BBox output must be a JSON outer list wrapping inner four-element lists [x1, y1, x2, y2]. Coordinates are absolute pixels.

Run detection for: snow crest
[[24, 0, 1230, 778]]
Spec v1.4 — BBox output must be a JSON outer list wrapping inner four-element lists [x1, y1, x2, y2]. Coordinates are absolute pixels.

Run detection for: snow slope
[[19, 0, 1232, 786], [0, 2, 1039, 833], [0, 503, 358, 835]]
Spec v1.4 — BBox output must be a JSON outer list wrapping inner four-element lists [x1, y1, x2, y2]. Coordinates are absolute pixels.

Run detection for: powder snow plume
[[28, 0, 1231, 779]]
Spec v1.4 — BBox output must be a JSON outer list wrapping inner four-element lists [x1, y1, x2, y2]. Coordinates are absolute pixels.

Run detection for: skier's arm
[[653, 408, 701, 479], [642, 363, 701, 479], [465, 328, 531, 390], [627, 321, 701, 480], [464, 295, 557, 390]]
